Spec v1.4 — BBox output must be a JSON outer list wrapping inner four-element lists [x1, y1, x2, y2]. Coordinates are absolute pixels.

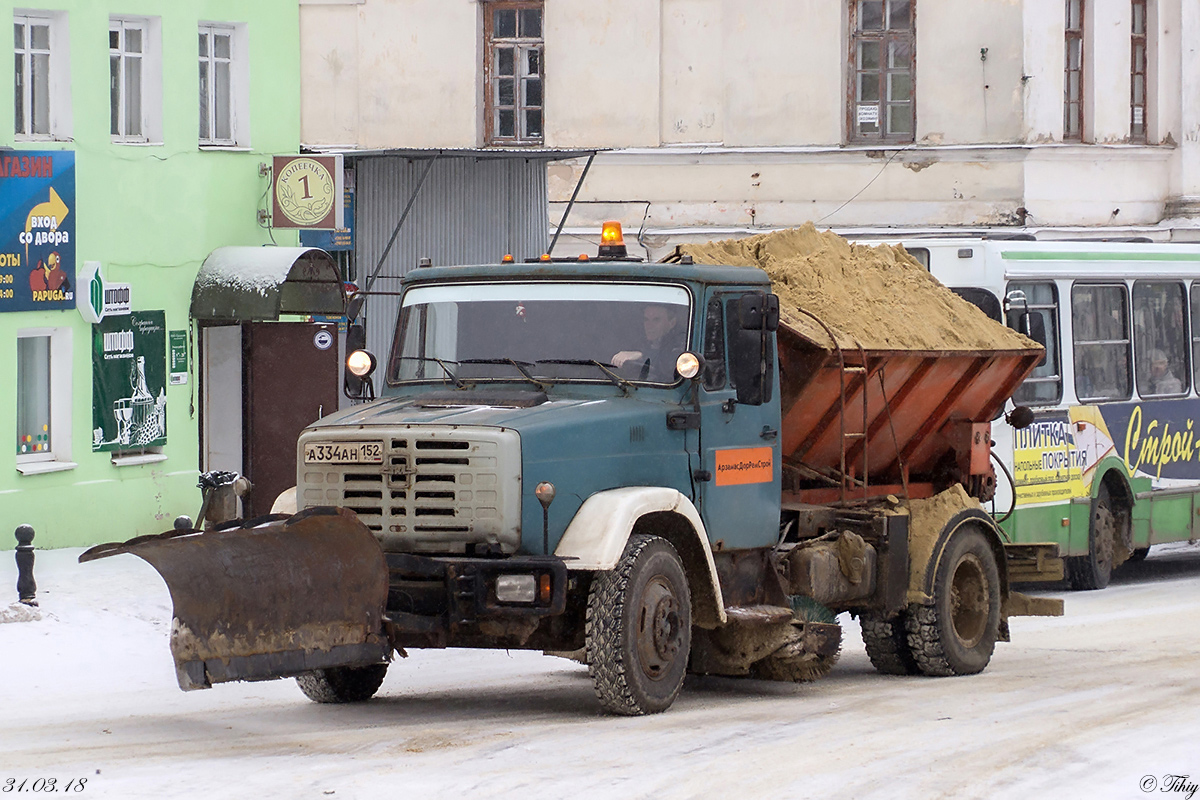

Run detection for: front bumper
[[384, 552, 569, 648]]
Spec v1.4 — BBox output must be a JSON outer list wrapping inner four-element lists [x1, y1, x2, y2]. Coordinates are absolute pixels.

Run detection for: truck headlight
[[495, 574, 537, 603], [676, 352, 703, 380], [347, 349, 377, 378]]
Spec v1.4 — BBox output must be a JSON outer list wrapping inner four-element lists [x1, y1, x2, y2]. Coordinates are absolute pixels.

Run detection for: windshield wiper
[[535, 359, 635, 393], [395, 356, 465, 388], [458, 358, 550, 392]]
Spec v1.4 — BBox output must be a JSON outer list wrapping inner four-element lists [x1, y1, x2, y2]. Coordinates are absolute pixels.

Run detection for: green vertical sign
[[169, 329, 188, 385], [92, 310, 167, 452]]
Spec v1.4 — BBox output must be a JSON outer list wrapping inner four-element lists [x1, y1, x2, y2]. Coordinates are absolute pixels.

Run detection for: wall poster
[[0, 150, 76, 312], [92, 310, 167, 452]]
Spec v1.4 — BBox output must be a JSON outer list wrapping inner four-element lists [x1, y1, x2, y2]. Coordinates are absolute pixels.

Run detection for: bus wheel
[[1067, 483, 1119, 591]]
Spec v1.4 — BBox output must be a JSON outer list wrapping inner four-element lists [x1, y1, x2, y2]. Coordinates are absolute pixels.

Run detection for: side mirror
[[346, 322, 366, 352], [738, 292, 780, 332], [1011, 311, 1048, 366], [1006, 405, 1036, 430], [345, 293, 366, 323]]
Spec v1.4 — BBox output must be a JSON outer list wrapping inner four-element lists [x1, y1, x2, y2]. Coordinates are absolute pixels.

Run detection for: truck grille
[[298, 426, 521, 554]]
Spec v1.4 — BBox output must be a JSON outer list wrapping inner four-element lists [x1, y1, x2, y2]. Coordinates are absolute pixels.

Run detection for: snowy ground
[[2, 544, 1199, 800]]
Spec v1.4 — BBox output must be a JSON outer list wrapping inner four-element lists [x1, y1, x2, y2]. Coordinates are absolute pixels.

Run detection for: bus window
[[951, 287, 1002, 322], [905, 247, 930, 269], [1072, 284, 1131, 402], [1192, 284, 1200, 390], [1007, 282, 1062, 406], [1133, 281, 1189, 397]]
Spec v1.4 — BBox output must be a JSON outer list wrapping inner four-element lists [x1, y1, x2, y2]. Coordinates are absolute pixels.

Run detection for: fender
[[908, 508, 1010, 607], [555, 487, 727, 628], [272, 486, 298, 515]]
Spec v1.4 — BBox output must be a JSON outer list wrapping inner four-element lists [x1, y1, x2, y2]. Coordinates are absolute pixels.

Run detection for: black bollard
[[15, 524, 37, 607]]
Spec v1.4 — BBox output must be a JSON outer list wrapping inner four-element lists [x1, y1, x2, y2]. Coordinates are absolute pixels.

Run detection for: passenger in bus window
[[1148, 349, 1183, 394]]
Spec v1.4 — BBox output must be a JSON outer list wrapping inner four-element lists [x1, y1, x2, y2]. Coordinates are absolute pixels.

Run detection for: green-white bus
[[873, 236, 1200, 589]]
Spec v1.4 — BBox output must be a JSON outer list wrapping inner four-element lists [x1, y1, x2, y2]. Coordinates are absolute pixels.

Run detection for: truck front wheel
[[906, 527, 1001, 676], [296, 663, 389, 703], [586, 534, 692, 715]]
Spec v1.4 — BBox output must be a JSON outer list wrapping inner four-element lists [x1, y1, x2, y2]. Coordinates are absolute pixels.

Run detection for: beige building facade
[[300, 0, 1200, 254]]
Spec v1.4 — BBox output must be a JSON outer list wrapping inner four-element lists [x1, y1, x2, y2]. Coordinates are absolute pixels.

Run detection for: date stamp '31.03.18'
[[3, 779, 87, 793]]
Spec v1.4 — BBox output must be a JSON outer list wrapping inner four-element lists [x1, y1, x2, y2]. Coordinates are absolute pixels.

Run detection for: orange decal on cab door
[[714, 447, 774, 486]]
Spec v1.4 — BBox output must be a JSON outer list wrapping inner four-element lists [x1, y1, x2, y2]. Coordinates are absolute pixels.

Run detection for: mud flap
[[1003, 542, 1065, 584], [80, 507, 390, 691]]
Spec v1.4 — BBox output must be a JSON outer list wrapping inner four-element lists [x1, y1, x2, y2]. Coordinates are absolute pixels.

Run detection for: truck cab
[[305, 257, 781, 562]]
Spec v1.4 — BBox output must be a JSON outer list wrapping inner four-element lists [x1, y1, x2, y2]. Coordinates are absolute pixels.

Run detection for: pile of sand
[[674, 224, 1039, 352]]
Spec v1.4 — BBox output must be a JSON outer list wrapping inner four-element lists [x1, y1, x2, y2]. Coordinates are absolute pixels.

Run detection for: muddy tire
[[860, 610, 920, 675], [1067, 483, 1120, 591], [906, 527, 1001, 677], [296, 663, 388, 703], [586, 534, 691, 716]]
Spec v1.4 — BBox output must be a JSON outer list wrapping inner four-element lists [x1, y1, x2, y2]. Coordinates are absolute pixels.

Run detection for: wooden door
[[243, 322, 339, 517]]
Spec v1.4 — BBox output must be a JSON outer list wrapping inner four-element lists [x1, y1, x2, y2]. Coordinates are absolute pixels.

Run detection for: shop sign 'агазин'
[[0, 150, 76, 312]]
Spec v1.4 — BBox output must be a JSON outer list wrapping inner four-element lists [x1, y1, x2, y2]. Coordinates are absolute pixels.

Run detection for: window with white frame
[[110, 18, 151, 141], [198, 23, 246, 146], [14, 11, 70, 140], [16, 335, 51, 459], [15, 327, 74, 473]]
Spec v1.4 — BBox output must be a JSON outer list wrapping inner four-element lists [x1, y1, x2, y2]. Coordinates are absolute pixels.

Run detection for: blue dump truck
[[85, 224, 1063, 715]]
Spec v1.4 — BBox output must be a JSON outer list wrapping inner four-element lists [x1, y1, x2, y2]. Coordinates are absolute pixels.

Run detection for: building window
[[1064, 0, 1085, 142], [484, 2, 543, 145], [15, 327, 74, 474], [110, 19, 145, 141], [1130, 0, 1147, 142], [14, 12, 70, 139], [16, 335, 51, 460], [198, 23, 247, 147], [848, 0, 914, 143]]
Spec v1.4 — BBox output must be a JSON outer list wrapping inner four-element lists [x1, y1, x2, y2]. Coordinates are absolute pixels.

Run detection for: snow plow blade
[[80, 507, 390, 691]]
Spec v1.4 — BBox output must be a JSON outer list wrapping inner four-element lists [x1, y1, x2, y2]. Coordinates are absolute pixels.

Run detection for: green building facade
[[1, 0, 300, 548]]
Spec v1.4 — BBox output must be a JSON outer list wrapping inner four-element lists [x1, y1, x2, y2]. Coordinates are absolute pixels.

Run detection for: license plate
[[304, 441, 383, 465]]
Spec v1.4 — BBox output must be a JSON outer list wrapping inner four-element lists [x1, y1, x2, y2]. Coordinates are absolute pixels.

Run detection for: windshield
[[388, 282, 692, 386]]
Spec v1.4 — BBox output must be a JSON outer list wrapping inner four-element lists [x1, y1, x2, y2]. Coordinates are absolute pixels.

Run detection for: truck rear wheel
[[906, 526, 1001, 676], [586, 534, 691, 716], [860, 610, 920, 675], [296, 663, 389, 703]]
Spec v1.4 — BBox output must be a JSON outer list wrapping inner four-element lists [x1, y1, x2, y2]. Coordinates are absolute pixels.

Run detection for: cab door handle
[[760, 426, 778, 440]]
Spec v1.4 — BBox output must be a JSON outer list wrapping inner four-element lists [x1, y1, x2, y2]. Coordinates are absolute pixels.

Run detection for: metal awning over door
[[190, 246, 345, 321]]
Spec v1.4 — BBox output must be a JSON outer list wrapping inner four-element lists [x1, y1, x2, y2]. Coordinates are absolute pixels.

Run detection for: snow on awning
[[190, 246, 346, 321]]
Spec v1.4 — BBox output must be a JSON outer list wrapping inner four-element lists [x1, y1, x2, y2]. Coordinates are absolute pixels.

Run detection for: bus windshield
[[388, 282, 691, 386]]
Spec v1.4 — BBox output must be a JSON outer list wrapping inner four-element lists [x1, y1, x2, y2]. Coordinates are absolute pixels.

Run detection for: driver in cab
[[612, 304, 685, 382]]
